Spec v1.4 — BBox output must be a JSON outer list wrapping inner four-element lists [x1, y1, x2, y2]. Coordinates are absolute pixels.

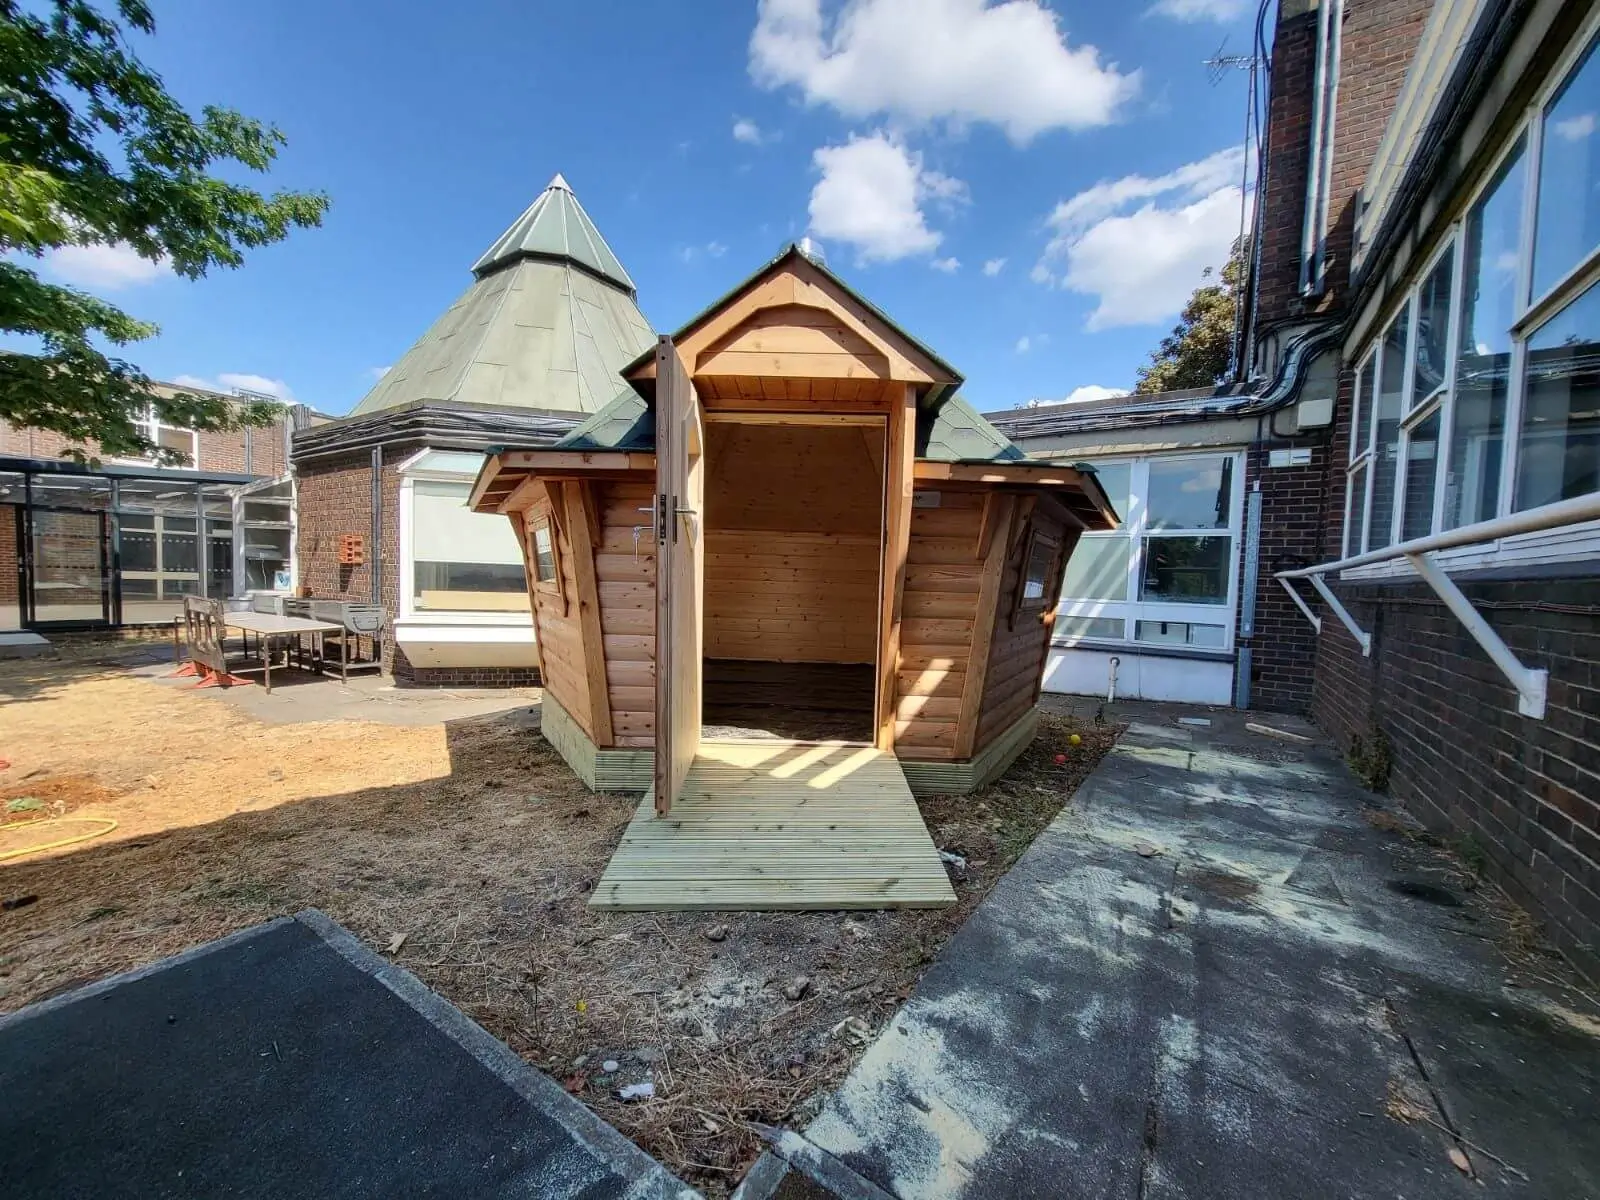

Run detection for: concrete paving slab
[[744, 706, 1600, 1199], [128, 658, 538, 727], [0, 910, 695, 1200]]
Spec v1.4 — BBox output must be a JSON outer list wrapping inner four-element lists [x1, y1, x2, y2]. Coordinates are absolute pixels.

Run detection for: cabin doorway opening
[[699, 415, 885, 744]]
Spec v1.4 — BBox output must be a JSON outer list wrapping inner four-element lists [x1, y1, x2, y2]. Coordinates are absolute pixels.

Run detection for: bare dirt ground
[[0, 655, 1119, 1194]]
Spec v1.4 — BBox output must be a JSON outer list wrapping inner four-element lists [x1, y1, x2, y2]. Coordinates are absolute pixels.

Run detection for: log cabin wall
[[974, 506, 1078, 752], [524, 486, 593, 738], [594, 477, 657, 748], [703, 422, 881, 665], [893, 489, 990, 759]]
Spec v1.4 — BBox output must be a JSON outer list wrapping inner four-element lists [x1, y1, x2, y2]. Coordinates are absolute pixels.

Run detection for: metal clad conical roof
[[347, 175, 653, 419], [469, 174, 635, 292]]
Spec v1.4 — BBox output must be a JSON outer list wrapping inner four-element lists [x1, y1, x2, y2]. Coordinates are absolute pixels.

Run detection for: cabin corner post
[[877, 382, 916, 751], [563, 481, 614, 747]]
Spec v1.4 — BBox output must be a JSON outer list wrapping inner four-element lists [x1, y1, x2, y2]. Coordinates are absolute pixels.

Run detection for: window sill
[[1050, 637, 1235, 664]]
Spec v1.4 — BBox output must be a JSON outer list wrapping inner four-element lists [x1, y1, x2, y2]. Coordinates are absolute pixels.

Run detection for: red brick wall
[[1239, 439, 1331, 712], [294, 445, 539, 688], [1255, 0, 1434, 336], [0, 505, 18, 611], [1, 416, 289, 476]]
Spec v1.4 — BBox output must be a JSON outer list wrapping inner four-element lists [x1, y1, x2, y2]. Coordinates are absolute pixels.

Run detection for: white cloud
[[369, 366, 391, 381], [750, 0, 1138, 143], [1015, 336, 1031, 353], [1063, 384, 1129, 404], [930, 256, 961, 273], [1553, 111, 1597, 141], [733, 117, 765, 145], [707, 241, 728, 258], [173, 372, 296, 402], [1035, 147, 1250, 330], [1148, 0, 1249, 21], [679, 241, 731, 264], [808, 132, 966, 263], [983, 257, 1007, 276], [40, 241, 169, 290]]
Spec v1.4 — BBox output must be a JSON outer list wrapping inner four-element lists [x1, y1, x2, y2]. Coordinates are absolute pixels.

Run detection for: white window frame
[[1343, 14, 1600, 579], [1055, 451, 1246, 653], [111, 405, 199, 469], [396, 448, 533, 627]]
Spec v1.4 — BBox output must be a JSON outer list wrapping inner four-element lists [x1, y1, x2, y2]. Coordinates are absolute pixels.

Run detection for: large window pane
[[412, 479, 530, 612], [1346, 463, 1369, 555], [1146, 456, 1233, 529], [1401, 408, 1442, 541], [1085, 462, 1131, 525], [1413, 247, 1454, 405], [1448, 140, 1525, 528], [1139, 536, 1229, 604], [1515, 280, 1600, 510], [1060, 535, 1131, 601], [1354, 356, 1377, 455], [1534, 38, 1600, 298], [1370, 309, 1409, 550]]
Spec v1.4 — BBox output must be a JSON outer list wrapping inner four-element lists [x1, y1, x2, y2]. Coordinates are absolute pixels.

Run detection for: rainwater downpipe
[[1106, 656, 1121, 705], [369, 447, 382, 606], [1299, 0, 1343, 297]]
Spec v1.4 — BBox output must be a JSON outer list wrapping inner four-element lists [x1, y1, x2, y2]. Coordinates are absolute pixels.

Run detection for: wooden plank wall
[[974, 507, 1074, 751], [525, 488, 593, 738], [594, 478, 657, 748], [703, 422, 881, 665], [893, 490, 987, 759]]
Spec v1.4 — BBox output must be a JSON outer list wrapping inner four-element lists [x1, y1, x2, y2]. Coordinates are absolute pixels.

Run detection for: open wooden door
[[654, 337, 705, 816]]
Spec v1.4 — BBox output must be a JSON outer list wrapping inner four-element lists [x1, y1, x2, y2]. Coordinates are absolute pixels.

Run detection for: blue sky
[[32, 0, 1262, 416]]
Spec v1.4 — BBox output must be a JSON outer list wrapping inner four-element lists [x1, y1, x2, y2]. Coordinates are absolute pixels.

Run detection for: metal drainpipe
[[369, 447, 382, 606]]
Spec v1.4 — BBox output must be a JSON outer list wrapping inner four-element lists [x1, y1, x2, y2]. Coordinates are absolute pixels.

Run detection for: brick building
[[290, 175, 654, 685], [1005, 0, 1600, 978], [2, 381, 315, 635]]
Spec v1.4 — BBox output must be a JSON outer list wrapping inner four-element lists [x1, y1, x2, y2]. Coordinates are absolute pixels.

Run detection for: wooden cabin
[[470, 246, 1116, 910]]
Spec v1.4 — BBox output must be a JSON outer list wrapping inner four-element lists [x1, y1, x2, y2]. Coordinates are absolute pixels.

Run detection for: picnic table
[[222, 611, 342, 693]]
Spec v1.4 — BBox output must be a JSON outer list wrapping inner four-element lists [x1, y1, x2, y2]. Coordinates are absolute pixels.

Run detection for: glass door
[[26, 507, 112, 627]]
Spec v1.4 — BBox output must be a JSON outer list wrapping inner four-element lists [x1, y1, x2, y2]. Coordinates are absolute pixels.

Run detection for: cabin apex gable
[[624, 250, 960, 388]]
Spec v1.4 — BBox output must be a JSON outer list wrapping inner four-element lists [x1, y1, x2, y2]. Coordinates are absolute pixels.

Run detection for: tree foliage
[[0, 0, 328, 462], [1133, 239, 1248, 395]]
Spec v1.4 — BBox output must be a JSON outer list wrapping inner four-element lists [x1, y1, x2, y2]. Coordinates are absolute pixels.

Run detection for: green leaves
[[1134, 238, 1248, 396], [0, 0, 327, 463]]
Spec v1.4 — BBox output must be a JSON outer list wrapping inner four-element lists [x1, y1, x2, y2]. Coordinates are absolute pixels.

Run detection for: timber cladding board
[[596, 480, 657, 747], [525, 492, 593, 738], [701, 421, 884, 668], [973, 506, 1068, 751]]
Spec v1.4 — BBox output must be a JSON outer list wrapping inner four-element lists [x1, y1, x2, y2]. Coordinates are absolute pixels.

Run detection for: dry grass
[[0, 657, 1119, 1194]]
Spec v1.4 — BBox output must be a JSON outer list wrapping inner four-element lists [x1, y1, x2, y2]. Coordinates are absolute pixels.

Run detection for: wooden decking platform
[[589, 740, 957, 911]]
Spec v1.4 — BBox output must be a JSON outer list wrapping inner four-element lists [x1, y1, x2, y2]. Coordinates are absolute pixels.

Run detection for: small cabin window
[[1018, 527, 1061, 614], [531, 518, 557, 585]]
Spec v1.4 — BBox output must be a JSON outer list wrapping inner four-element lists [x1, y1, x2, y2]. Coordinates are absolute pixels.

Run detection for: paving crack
[[1384, 995, 1476, 1178]]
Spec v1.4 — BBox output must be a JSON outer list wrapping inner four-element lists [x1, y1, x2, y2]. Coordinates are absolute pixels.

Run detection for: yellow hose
[[0, 817, 119, 862]]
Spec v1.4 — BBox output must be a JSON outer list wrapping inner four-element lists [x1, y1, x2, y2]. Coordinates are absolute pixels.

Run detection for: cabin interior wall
[[701, 418, 883, 736]]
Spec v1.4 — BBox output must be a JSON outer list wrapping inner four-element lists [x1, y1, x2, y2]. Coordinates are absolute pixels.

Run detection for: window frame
[[1341, 17, 1600, 579], [1054, 451, 1245, 653], [110, 405, 200, 469]]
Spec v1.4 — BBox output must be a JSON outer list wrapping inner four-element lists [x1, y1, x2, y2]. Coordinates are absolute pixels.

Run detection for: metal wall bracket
[[1406, 553, 1548, 718], [1280, 574, 1372, 655], [1308, 574, 1372, 656]]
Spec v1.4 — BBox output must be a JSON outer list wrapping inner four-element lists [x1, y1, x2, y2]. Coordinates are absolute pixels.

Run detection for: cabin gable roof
[[623, 247, 961, 388]]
